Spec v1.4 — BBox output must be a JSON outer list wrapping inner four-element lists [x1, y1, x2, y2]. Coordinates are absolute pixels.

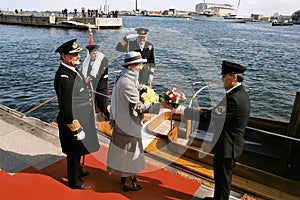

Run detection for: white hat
[[122, 51, 147, 67]]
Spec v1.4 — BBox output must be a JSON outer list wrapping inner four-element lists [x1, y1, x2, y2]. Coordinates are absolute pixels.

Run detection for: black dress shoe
[[123, 183, 143, 192], [70, 184, 91, 190], [79, 171, 90, 177]]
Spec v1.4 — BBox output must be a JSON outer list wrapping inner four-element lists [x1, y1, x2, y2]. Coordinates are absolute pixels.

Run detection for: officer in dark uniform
[[54, 39, 100, 189], [82, 44, 109, 119], [116, 28, 155, 85], [176, 60, 250, 200]]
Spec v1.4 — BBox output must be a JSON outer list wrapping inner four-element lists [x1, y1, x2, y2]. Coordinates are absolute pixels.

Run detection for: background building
[[195, 3, 237, 16]]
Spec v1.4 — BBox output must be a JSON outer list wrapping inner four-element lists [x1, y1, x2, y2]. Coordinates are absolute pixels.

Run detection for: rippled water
[[0, 16, 299, 122]]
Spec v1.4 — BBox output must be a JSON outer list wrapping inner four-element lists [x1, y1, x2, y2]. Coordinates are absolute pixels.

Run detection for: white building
[[195, 3, 237, 16]]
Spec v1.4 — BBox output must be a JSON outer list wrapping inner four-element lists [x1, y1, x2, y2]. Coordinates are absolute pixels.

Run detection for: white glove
[[75, 130, 85, 140], [172, 105, 186, 114], [149, 74, 154, 83], [126, 33, 139, 39]]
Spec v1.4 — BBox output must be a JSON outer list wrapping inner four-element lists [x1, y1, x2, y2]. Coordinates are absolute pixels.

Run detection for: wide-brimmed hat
[[55, 39, 82, 55], [221, 60, 246, 75], [122, 52, 147, 67]]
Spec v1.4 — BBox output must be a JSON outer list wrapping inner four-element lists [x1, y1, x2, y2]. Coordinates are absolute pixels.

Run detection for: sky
[[1, 0, 299, 16]]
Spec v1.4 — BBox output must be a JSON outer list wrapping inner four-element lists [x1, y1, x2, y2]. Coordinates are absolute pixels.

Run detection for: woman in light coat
[[107, 51, 160, 191]]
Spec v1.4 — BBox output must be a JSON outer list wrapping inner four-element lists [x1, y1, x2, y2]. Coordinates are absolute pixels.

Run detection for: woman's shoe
[[121, 176, 138, 184], [120, 177, 126, 184], [123, 183, 143, 192], [131, 176, 139, 182]]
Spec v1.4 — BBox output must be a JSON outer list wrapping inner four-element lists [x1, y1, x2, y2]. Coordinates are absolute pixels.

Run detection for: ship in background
[[193, 0, 250, 23]]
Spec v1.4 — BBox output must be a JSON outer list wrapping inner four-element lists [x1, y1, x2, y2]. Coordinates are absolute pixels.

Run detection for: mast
[[237, 0, 241, 12], [136, 0, 138, 11]]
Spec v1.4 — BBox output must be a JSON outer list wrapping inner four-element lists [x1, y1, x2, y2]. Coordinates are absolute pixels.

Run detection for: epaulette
[[61, 75, 69, 78]]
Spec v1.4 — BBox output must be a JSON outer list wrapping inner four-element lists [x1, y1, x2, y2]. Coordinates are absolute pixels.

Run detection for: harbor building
[[195, 3, 237, 16]]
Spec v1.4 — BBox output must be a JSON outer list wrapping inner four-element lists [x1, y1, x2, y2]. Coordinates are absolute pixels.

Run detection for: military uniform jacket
[[54, 64, 100, 156], [184, 85, 250, 160], [116, 39, 155, 84]]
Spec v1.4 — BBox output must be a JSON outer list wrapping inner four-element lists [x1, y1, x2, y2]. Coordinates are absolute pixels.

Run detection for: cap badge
[[72, 42, 78, 49], [215, 106, 226, 115], [141, 30, 145, 34]]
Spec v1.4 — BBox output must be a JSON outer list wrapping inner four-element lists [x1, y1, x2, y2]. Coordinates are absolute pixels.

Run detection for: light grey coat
[[107, 74, 159, 177]]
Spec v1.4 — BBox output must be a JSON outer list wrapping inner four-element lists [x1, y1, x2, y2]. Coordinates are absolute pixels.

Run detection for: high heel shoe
[[131, 176, 139, 182], [123, 182, 143, 192]]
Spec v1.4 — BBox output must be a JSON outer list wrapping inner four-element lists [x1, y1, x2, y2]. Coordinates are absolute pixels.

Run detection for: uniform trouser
[[213, 156, 235, 200], [67, 153, 83, 187], [95, 88, 109, 117]]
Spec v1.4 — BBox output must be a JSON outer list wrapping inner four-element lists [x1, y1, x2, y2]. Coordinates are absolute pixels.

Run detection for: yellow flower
[[141, 87, 159, 106]]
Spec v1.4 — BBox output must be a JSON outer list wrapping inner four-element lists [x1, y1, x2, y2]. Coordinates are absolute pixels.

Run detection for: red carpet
[[1, 146, 201, 200]]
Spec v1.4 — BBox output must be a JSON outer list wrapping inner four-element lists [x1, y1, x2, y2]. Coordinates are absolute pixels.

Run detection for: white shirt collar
[[226, 83, 241, 94], [61, 62, 77, 73]]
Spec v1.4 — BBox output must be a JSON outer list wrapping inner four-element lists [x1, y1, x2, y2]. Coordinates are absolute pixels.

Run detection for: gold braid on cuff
[[67, 119, 81, 131]]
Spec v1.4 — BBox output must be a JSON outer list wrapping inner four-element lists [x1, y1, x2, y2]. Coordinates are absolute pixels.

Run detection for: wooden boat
[[166, 92, 300, 198], [96, 91, 300, 199]]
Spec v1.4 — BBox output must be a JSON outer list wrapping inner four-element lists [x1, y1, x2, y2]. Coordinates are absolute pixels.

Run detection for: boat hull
[[193, 15, 248, 23]]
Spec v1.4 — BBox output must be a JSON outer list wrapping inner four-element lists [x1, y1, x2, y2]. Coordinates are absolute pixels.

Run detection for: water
[[0, 16, 299, 123]]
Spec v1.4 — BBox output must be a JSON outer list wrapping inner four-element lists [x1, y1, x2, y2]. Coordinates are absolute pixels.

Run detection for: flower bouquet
[[160, 88, 186, 108], [139, 84, 159, 106]]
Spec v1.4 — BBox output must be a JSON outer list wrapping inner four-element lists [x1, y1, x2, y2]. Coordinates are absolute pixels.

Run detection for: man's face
[[89, 51, 98, 61], [221, 73, 235, 90], [62, 52, 81, 67], [137, 35, 147, 45]]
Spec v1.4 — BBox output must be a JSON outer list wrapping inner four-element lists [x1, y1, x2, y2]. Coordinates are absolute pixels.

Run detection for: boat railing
[[246, 126, 300, 142]]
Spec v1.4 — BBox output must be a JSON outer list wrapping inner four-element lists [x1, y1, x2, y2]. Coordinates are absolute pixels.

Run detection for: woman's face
[[129, 63, 144, 73]]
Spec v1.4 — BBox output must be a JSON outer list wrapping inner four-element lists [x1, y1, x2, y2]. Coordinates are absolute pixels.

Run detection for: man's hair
[[236, 73, 244, 82]]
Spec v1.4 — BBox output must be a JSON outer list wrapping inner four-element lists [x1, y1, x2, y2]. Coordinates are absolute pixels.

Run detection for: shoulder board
[[61, 75, 69, 78]]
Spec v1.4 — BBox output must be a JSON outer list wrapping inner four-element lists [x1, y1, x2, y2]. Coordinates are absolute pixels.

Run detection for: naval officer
[[175, 60, 250, 200], [116, 28, 155, 85], [54, 39, 100, 189]]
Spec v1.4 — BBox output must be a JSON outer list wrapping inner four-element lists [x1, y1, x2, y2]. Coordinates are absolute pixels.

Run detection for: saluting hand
[[126, 34, 139, 40]]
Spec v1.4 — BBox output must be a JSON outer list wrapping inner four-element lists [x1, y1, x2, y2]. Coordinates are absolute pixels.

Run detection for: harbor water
[[0, 16, 299, 123]]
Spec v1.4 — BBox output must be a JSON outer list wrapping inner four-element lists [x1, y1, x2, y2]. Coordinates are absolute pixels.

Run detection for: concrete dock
[[0, 13, 122, 30]]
